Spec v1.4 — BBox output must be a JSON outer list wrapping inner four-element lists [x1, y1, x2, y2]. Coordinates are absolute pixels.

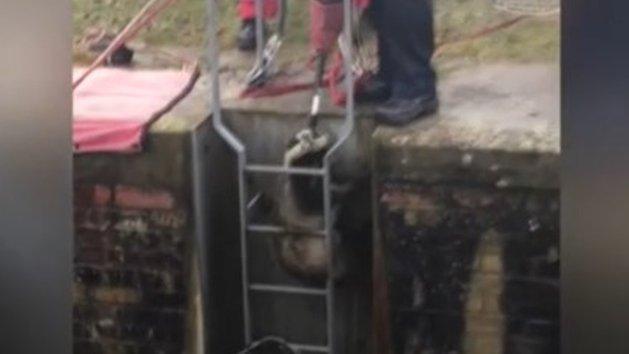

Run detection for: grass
[[434, 0, 559, 63], [73, 0, 559, 65], [73, 0, 207, 47]]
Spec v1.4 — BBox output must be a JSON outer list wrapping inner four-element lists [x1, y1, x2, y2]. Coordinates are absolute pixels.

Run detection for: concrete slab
[[158, 62, 371, 122], [374, 63, 560, 154], [151, 74, 210, 133], [159, 63, 559, 155]]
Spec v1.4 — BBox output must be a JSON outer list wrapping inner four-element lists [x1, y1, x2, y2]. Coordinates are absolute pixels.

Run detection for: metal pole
[[191, 129, 210, 353], [322, 0, 355, 352], [255, 0, 265, 65], [205, 0, 252, 345], [325, 0, 355, 159]]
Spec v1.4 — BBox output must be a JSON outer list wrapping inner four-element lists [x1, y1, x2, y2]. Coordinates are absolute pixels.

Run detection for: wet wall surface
[[378, 183, 559, 354], [371, 63, 560, 354]]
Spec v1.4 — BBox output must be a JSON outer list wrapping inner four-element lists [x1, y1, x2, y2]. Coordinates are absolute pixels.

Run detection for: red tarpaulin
[[73, 68, 197, 154]]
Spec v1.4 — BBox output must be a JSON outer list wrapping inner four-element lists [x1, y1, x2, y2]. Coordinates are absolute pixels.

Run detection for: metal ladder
[[206, 0, 355, 352]]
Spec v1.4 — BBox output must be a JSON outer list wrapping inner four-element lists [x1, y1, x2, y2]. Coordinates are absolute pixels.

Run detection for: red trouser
[[238, 0, 372, 55], [238, 0, 370, 23], [310, 0, 370, 55], [238, 0, 279, 20]]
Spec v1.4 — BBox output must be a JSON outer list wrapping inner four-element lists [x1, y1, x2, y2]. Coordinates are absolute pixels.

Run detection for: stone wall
[[72, 104, 207, 354], [376, 183, 559, 353], [73, 184, 189, 354], [68, 63, 559, 354], [372, 64, 560, 354]]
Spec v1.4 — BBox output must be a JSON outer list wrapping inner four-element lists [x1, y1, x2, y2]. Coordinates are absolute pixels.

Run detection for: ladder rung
[[249, 283, 327, 296], [288, 343, 329, 353], [247, 224, 326, 236], [245, 164, 325, 176]]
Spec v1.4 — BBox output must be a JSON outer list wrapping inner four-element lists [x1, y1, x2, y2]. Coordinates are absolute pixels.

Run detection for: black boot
[[237, 19, 257, 52], [357, 74, 391, 103], [375, 95, 438, 126], [371, 0, 438, 127]]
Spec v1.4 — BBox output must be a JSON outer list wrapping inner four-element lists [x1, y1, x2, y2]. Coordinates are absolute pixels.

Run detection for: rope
[[239, 13, 531, 102], [433, 15, 528, 57]]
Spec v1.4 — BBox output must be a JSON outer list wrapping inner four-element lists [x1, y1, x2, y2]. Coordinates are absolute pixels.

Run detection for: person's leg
[[375, 0, 438, 125], [356, 0, 394, 103], [380, 0, 436, 98], [237, 0, 279, 51], [309, 0, 344, 57], [237, 0, 279, 20]]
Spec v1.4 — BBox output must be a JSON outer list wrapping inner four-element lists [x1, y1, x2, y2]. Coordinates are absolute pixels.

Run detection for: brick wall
[[377, 183, 559, 354], [73, 184, 190, 354]]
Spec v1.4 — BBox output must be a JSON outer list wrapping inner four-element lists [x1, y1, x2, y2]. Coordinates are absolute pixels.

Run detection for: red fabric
[[355, 0, 371, 9], [309, 0, 372, 55], [327, 50, 373, 106], [238, 0, 279, 20], [310, 1, 344, 55], [241, 0, 374, 104], [73, 68, 195, 154]]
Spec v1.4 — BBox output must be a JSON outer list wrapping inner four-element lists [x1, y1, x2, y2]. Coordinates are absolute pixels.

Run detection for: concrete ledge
[[373, 64, 560, 354], [373, 64, 560, 189]]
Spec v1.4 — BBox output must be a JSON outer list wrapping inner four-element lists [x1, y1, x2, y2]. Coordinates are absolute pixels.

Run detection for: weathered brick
[[380, 183, 559, 353], [102, 269, 138, 288], [142, 252, 183, 270], [113, 215, 150, 236], [115, 186, 175, 210], [74, 178, 189, 353], [118, 309, 185, 343], [95, 317, 119, 339], [137, 271, 183, 294], [480, 254, 503, 273], [75, 230, 106, 249], [119, 322, 148, 342], [75, 266, 103, 285], [143, 291, 186, 308], [465, 333, 504, 354], [75, 208, 113, 232], [74, 283, 88, 303], [466, 293, 483, 313], [452, 189, 497, 209], [74, 321, 92, 340], [74, 303, 96, 321], [75, 246, 106, 264], [482, 290, 503, 315], [74, 340, 104, 354], [93, 287, 142, 305], [150, 210, 187, 229], [100, 340, 137, 354], [137, 343, 182, 354], [75, 185, 112, 207], [465, 315, 505, 335], [479, 274, 503, 291]]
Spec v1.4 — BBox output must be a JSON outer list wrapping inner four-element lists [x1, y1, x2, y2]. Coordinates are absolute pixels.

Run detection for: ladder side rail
[[206, 0, 253, 345], [255, 0, 265, 66], [321, 0, 356, 352]]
